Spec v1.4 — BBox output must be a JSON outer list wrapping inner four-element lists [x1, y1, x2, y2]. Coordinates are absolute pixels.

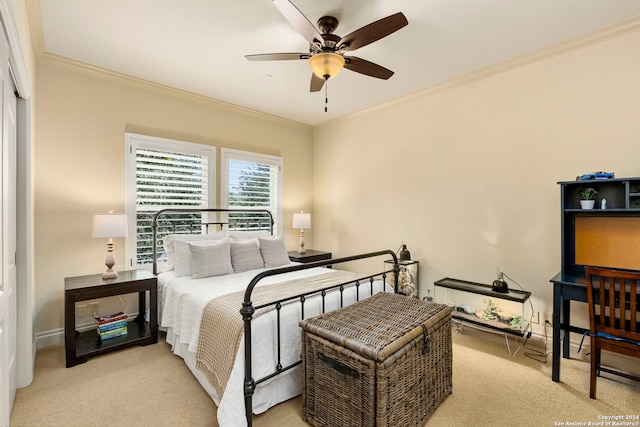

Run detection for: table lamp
[[292, 211, 311, 254], [92, 211, 128, 279]]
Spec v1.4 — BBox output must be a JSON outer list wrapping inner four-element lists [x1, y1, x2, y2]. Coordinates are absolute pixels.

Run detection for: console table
[[434, 277, 531, 356]]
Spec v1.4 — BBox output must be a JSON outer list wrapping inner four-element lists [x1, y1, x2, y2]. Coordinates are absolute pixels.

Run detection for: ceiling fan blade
[[245, 53, 310, 61], [273, 0, 324, 45], [338, 12, 408, 52], [310, 73, 325, 92], [344, 56, 394, 80]]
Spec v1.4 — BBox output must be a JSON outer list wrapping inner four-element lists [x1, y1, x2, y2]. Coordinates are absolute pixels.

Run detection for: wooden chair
[[584, 267, 640, 399]]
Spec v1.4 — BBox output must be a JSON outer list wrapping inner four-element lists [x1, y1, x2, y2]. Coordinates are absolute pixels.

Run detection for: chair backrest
[[585, 267, 640, 342]]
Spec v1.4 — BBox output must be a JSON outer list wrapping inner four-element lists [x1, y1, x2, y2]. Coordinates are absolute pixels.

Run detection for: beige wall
[[34, 60, 313, 333], [313, 25, 640, 335], [32, 19, 640, 346]]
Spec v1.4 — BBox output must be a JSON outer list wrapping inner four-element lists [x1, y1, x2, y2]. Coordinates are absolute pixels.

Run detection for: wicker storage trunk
[[300, 292, 452, 427]]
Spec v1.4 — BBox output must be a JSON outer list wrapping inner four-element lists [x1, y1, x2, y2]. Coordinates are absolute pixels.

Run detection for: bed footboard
[[241, 250, 399, 427]]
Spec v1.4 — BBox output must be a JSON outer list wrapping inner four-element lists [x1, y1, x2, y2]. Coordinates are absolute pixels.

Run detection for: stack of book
[[95, 312, 128, 340]]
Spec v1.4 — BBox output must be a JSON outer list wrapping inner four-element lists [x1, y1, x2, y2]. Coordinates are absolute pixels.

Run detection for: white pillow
[[230, 239, 264, 273], [189, 240, 233, 279], [229, 230, 271, 240], [259, 237, 290, 268], [174, 237, 227, 277], [164, 231, 226, 272]]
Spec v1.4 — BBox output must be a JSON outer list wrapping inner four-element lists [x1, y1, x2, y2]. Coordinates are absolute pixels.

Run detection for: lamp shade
[[308, 53, 345, 79], [92, 213, 128, 238], [292, 212, 311, 229]]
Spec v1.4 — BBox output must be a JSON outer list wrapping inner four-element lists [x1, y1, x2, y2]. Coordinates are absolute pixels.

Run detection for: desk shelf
[[559, 177, 640, 274], [563, 208, 640, 213]]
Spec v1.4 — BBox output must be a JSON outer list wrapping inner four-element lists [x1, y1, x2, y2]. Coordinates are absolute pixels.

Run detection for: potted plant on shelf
[[580, 187, 598, 209]]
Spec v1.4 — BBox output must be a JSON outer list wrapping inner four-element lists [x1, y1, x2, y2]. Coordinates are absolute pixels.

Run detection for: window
[[125, 133, 215, 268], [221, 148, 283, 235]]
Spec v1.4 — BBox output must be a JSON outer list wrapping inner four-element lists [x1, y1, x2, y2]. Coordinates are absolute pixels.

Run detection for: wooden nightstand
[[64, 269, 158, 367], [288, 250, 332, 263]]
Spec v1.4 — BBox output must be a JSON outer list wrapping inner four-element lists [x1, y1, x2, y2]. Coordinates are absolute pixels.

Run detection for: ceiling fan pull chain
[[324, 77, 329, 112]]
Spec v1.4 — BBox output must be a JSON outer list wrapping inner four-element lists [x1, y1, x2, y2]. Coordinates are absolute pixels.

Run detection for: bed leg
[[241, 301, 256, 426], [244, 378, 255, 426]]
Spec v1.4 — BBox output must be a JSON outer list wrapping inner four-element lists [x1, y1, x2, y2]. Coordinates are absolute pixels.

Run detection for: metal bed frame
[[151, 208, 399, 426]]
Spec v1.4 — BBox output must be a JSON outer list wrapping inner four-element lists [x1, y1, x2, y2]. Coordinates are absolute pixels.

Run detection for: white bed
[[152, 208, 397, 427], [160, 266, 392, 427]]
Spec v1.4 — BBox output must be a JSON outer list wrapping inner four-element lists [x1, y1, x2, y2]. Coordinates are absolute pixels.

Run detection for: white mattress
[[158, 265, 392, 427]]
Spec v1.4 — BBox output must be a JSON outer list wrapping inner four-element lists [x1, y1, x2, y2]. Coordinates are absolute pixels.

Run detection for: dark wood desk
[[550, 271, 589, 382], [552, 178, 640, 382]]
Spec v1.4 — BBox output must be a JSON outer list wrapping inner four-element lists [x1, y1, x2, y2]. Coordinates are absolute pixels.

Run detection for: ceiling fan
[[245, 0, 408, 94]]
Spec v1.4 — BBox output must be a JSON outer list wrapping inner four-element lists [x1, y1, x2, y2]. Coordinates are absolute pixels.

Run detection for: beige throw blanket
[[195, 270, 366, 398]]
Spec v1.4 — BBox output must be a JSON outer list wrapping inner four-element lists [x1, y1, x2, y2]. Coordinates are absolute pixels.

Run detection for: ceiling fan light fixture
[[308, 52, 345, 79]]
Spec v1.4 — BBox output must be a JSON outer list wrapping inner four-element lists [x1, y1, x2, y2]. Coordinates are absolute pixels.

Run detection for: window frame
[[124, 133, 216, 269], [220, 148, 283, 236]]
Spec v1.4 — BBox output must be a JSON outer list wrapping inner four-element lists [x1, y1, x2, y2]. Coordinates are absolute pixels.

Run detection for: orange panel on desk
[[575, 217, 640, 270]]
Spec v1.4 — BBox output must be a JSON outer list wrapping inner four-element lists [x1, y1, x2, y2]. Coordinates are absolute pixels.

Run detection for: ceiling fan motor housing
[[311, 17, 342, 51]]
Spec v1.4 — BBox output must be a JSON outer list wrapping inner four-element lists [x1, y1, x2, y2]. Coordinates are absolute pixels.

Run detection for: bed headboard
[[151, 208, 274, 275]]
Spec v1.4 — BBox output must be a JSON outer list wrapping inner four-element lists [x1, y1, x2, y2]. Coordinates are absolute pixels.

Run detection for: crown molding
[[0, 0, 33, 97], [37, 52, 311, 130], [315, 16, 640, 130]]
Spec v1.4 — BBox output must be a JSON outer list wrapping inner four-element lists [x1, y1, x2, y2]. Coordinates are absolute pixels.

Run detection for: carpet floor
[[10, 327, 640, 426]]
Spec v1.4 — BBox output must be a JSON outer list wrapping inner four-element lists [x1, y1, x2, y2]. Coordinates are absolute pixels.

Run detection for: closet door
[[0, 23, 17, 426]]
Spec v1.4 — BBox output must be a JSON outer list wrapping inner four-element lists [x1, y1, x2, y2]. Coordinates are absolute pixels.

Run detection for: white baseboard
[[36, 327, 64, 349]]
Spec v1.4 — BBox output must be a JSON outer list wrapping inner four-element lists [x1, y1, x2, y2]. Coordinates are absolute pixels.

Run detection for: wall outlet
[[89, 302, 100, 317], [77, 304, 88, 318], [543, 312, 553, 326]]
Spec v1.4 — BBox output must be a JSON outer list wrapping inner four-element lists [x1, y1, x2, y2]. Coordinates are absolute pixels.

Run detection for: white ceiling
[[36, 0, 640, 126]]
